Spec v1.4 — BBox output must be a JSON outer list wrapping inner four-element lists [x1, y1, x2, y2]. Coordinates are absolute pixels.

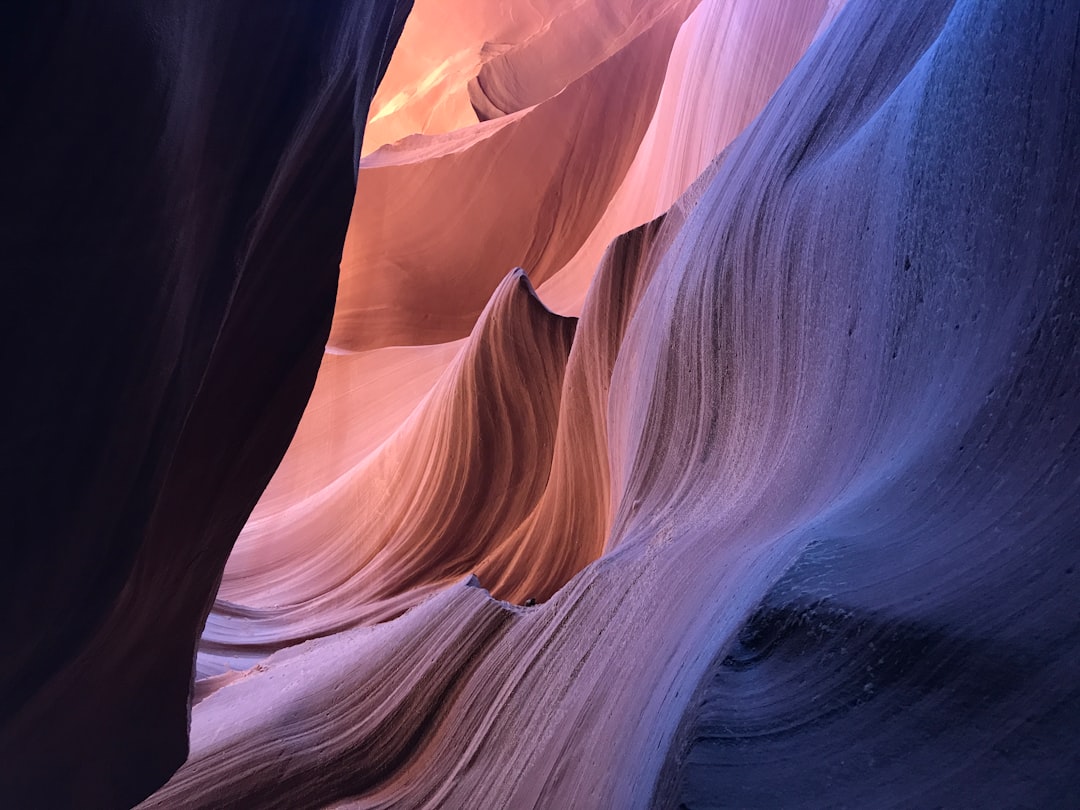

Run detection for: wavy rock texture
[[360, 0, 694, 155], [237, 0, 839, 642], [245, 0, 842, 630], [204, 0, 838, 674], [330, 5, 688, 351], [0, 3, 410, 807], [538, 0, 847, 311], [145, 0, 1080, 807], [8, 0, 1077, 806], [334, 0, 845, 351], [201, 271, 575, 675]]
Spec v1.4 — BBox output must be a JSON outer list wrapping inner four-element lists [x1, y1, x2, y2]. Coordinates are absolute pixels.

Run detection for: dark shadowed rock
[[0, 3, 410, 806]]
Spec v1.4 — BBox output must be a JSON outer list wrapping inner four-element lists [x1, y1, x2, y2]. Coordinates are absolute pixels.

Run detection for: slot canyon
[[2, 0, 1078, 807]]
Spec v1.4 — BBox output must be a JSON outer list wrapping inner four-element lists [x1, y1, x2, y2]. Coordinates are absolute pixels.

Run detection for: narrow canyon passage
[[3, 0, 1077, 808]]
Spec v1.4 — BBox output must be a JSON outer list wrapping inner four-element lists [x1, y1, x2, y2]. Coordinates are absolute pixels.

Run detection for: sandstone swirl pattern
[[3, 0, 1077, 807], [157, 0, 1079, 807]]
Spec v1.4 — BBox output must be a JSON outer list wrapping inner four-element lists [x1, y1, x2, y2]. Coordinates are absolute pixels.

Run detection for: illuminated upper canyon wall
[[204, 0, 846, 680], [163, 0, 1079, 806]]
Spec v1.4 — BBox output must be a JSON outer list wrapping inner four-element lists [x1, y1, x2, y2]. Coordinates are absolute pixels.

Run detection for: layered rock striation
[[6, 0, 1078, 807]]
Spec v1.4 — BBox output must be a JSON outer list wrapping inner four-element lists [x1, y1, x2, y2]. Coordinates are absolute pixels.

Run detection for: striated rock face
[[230, 0, 841, 654], [329, 4, 690, 351], [0, 3, 411, 807], [201, 270, 577, 675], [9, 0, 1080, 807], [155, 0, 1079, 805]]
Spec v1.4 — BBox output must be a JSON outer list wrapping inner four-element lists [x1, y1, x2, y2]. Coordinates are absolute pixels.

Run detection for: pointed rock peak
[[474, 267, 577, 333]]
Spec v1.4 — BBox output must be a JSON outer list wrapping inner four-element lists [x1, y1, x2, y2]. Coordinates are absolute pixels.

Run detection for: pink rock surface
[[201, 270, 576, 675], [156, 0, 1078, 806], [6, 0, 1078, 807], [244, 0, 838, 629], [538, 0, 845, 312], [329, 6, 689, 351]]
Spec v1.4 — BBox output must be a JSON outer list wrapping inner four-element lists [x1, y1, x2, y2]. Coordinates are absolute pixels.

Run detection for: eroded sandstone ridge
[[5, 0, 1079, 807]]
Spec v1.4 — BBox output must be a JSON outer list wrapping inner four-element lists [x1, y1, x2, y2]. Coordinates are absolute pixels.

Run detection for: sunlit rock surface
[[219, 0, 842, 668], [329, 3, 690, 351], [184, 0, 1080, 806], [6, 0, 1079, 807]]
